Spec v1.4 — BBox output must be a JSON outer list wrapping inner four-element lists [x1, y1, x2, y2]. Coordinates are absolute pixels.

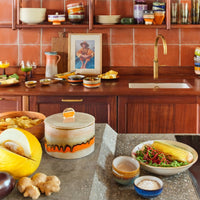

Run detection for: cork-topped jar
[[44, 108, 95, 159]]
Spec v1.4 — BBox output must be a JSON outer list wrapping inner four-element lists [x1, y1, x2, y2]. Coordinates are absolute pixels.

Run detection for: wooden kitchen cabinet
[[0, 96, 22, 112], [29, 95, 117, 130], [118, 96, 198, 134]]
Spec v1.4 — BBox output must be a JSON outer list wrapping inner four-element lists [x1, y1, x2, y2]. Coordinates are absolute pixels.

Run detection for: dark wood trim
[[0, 24, 12, 28], [93, 24, 166, 29]]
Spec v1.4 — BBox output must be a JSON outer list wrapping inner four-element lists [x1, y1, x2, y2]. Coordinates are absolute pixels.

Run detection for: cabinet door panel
[[0, 96, 22, 112], [126, 103, 149, 133], [175, 104, 197, 133], [149, 104, 174, 133]]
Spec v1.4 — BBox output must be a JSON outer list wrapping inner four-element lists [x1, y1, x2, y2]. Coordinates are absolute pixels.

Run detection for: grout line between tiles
[[133, 28, 135, 66], [40, 28, 43, 66], [110, 28, 112, 66], [179, 28, 181, 66]]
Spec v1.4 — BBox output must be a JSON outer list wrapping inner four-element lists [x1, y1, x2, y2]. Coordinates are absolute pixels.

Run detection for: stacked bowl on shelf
[[66, 2, 85, 23], [194, 47, 200, 75]]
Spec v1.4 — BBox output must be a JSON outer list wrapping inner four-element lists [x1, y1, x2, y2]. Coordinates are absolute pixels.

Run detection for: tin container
[[134, 4, 148, 24]]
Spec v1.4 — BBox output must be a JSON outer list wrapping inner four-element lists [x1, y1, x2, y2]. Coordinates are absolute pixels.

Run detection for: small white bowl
[[20, 8, 46, 24], [40, 78, 51, 86]]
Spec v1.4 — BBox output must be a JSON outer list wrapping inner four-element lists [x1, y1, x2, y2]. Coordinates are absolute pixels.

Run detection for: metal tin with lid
[[44, 109, 95, 159]]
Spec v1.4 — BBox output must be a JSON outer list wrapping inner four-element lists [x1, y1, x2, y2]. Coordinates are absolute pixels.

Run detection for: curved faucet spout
[[153, 34, 167, 80]]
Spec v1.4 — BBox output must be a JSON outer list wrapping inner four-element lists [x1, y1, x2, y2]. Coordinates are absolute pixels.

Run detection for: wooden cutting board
[[51, 32, 68, 73]]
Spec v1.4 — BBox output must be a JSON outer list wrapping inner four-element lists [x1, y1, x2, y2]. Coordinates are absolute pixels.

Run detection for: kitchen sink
[[129, 82, 191, 89]]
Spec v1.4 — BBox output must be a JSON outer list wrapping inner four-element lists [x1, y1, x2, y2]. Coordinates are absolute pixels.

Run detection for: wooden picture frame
[[68, 33, 102, 75]]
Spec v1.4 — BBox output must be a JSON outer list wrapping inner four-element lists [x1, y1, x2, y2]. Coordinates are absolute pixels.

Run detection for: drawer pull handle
[[0, 98, 4, 101], [61, 99, 83, 103]]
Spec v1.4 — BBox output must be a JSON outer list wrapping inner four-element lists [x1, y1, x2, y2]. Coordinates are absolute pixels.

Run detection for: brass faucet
[[153, 34, 167, 79]]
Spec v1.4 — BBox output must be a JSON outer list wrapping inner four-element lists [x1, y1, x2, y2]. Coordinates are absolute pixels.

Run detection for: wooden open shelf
[[8, 0, 200, 30], [93, 24, 167, 29]]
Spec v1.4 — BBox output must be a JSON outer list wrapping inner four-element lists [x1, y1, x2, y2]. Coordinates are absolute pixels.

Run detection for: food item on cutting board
[[0, 128, 42, 179], [0, 172, 15, 199], [98, 70, 118, 79], [17, 173, 61, 199], [0, 116, 43, 131], [55, 70, 76, 79], [0, 73, 19, 85]]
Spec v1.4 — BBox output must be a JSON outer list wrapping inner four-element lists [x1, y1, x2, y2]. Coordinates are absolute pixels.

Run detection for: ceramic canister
[[134, 4, 148, 24], [44, 111, 95, 159]]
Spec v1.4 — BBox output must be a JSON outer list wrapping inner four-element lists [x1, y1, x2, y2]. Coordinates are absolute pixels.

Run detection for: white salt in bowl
[[134, 175, 163, 198]]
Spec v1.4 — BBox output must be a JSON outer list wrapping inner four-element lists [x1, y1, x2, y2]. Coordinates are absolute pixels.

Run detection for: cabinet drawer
[[0, 96, 22, 112]]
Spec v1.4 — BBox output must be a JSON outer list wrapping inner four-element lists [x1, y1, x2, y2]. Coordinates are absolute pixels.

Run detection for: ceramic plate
[[101, 75, 119, 80], [0, 80, 20, 87], [131, 140, 198, 176]]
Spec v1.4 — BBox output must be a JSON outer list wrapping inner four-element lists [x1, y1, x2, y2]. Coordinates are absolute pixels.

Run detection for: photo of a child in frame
[[75, 40, 95, 69]]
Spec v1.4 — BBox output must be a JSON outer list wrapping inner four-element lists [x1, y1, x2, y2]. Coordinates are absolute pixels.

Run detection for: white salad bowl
[[131, 140, 198, 176]]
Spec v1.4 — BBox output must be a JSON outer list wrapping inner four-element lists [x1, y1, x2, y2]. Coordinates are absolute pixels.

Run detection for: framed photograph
[[68, 33, 102, 75]]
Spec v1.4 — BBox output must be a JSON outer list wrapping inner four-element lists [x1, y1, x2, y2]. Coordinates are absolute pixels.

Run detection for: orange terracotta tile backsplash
[[0, 0, 198, 68]]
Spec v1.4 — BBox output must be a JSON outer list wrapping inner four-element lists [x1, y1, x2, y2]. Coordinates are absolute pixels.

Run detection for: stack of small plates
[[66, 2, 85, 23], [96, 15, 121, 25]]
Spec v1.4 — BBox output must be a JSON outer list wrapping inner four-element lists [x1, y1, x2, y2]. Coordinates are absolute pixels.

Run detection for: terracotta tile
[[111, 45, 133, 66], [181, 29, 200, 44], [42, 45, 51, 66], [22, 0, 40, 7], [111, 0, 133, 17], [0, 45, 18, 66], [94, 0, 110, 15], [158, 45, 179, 66], [43, 0, 64, 11], [181, 45, 196, 66], [19, 29, 40, 44], [0, 0, 12, 22], [102, 44, 110, 67], [42, 28, 65, 45], [134, 29, 156, 44], [158, 29, 179, 44], [0, 29, 18, 44], [19, 45, 40, 65], [89, 28, 110, 45], [135, 45, 154, 66], [112, 29, 133, 44]]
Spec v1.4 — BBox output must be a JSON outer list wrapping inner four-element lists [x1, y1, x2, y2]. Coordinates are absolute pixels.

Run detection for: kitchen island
[[5, 124, 199, 200]]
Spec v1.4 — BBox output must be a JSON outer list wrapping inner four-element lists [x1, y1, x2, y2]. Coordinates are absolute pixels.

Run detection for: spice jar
[[143, 10, 154, 25], [154, 11, 165, 24]]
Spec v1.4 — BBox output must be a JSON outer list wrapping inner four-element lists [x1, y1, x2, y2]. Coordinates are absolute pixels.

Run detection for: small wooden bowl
[[0, 111, 46, 140]]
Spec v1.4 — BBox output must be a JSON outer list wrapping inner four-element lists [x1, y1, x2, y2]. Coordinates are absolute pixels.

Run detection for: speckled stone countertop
[[5, 124, 199, 200]]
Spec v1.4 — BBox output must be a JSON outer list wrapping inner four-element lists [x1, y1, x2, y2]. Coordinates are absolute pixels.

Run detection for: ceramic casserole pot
[[44, 109, 95, 159]]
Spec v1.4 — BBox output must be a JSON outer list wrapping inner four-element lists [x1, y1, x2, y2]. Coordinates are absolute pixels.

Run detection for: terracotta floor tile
[[111, 0, 133, 17], [158, 45, 179, 66], [42, 45, 52, 66], [89, 28, 110, 45], [111, 45, 133, 66], [42, 28, 65, 45], [0, 0, 12, 22], [0, 29, 18, 44], [19, 29, 41, 44], [181, 29, 200, 44], [134, 29, 156, 44], [112, 29, 133, 44], [102, 44, 110, 67], [95, 0, 110, 15], [135, 45, 154, 66], [19, 45, 40, 66], [181, 45, 196, 66], [158, 29, 179, 44], [22, 0, 40, 7], [0, 45, 18, 66]]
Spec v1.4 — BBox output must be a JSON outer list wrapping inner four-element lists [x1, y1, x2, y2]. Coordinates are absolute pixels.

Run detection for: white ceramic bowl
[[20, 8, 46, 24], [96, 15, 120, 25], [132, 140, 198, 176]]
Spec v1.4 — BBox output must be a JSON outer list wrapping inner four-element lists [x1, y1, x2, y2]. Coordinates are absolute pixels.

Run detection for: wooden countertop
[[1, 74, 200, 96]]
